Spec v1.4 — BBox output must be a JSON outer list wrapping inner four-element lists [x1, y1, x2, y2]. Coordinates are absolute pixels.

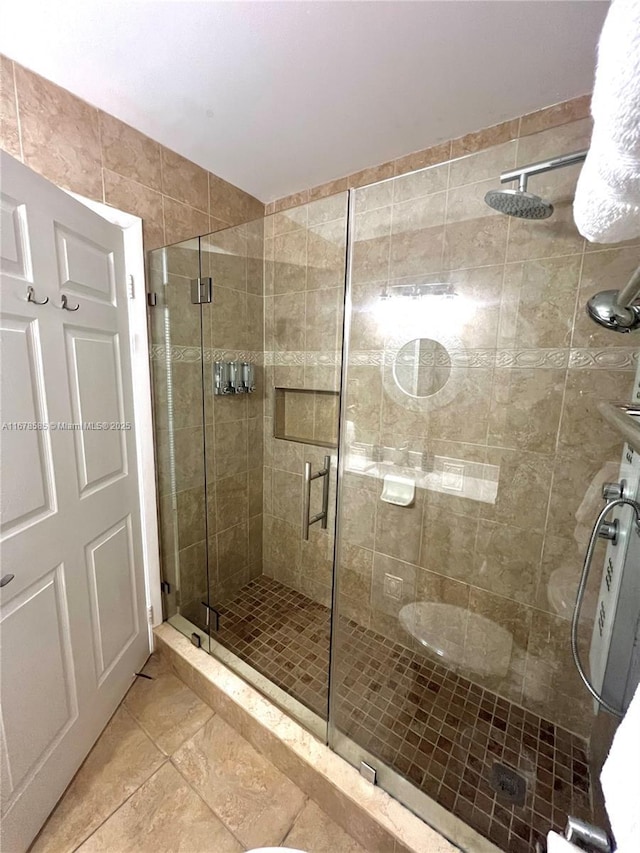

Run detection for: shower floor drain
[[490, 762, 527, 806]]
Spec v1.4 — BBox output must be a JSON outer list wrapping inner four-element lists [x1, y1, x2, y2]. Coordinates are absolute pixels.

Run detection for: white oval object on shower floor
[[399, 602, 513, 679]]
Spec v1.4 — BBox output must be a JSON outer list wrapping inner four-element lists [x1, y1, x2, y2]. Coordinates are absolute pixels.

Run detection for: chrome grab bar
[[303, 455, 330, 540]]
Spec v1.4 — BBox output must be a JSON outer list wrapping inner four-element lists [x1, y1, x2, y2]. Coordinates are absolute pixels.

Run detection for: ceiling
[[1, 1, 607, 202]]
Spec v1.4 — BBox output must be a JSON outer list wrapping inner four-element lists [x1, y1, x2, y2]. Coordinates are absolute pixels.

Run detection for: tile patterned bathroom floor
[[28, 654, 368, 853], [211, 575, 595, 853]]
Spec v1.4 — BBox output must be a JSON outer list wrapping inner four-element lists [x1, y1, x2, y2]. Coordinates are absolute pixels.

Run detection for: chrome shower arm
[[586, 265, 640, 333], [615, 264, 640, 310], [500, 149, 588, 185]]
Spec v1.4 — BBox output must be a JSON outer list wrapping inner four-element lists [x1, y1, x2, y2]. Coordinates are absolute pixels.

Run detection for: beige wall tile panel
[[99, 111, 162, 191], [0, 55, 20, 157], [14, 62, 103, 198]]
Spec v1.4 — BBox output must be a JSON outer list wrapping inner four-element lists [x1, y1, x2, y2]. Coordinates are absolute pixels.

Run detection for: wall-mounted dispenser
[[214, 361, 255, 395]]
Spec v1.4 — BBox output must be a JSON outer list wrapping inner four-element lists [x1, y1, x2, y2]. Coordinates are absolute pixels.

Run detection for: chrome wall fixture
[[484, 148, 588, 219], [214, 361, 255, 395], [586, 265, 640, 333], [303, 455, 331, 540]]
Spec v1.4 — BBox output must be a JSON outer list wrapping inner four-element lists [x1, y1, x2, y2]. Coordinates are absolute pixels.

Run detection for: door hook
[[60, 294, 79, 311], [26, 285, 49, 305]]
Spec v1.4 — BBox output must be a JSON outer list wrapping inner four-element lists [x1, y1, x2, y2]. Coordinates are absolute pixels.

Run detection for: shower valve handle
[[602, 481, 625, 501]]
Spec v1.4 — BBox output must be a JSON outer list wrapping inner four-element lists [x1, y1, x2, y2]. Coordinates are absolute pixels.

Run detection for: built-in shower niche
[[274, 387, 339, 448]]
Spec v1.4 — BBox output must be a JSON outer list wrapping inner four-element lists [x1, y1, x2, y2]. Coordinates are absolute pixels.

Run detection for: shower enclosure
[[148, 113, 639, 852]]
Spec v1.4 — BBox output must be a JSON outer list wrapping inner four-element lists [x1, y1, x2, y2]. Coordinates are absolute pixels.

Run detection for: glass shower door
[[195, 196, 348, 737], [330, 120, 636, 852], [148, 237, 212, 650]]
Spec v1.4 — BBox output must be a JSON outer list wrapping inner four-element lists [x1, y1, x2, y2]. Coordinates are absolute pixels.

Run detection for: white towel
[[573, 0, 640, 243], [600, 679, 640, 853]]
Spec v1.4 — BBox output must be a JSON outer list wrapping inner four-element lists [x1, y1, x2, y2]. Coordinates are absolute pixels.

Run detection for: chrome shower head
[[484, 188, 553, 220], [484, 148, 588, 220]]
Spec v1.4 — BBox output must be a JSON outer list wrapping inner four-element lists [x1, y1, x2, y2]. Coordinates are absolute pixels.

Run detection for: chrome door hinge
[[147, 605, 154, 625], [160, 580, 171, 594], [359, 761, 377, 784], [191, 277, 212, 304], [127, 274, 135, 299], [147, 292, 158, 307]]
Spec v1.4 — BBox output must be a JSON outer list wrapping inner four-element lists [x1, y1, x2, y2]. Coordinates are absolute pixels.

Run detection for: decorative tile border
[[152, 346, 637, 371], [568, 348, 639, 370], [150, 344, 263, 364]]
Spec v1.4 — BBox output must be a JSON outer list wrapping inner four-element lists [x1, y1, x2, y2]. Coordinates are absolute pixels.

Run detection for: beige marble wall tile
[[392, 141, 452, 177], [176, 485, 207, 549], [217, 520, 249, 578], [536, 533, 602, 623], [209, 171, 264, 226], [160, 146, 208, 212], [263, 514, 302, 588], [375, 490, 425, 564], [488, 368, 566, 454], [349, 161, 395, 189], [506, 203, 584, 262], [0, 55, 20, 158], [271, 188, 310, 214], [448, 140, 517, 189], [249, 512, 263, 565], [271, 468, 303, 523], [273, 228, 308, 293], [172, 426, 206, 492], [473, 520, 543, 604], [177, 539, 208, 607], [309, 176, 350, 201], [77, 762, 242, 853], [501, 255, 582, 349], [451, 119, 520, 158], [519, 94, 591, 137], [274, 291, 306, 350], [14, 62, 102, 199], [103, 169, 165, 250], [523, 609, 593, 737], [305, 287, 341, 351], [301, 528, 334, 589], [392, 163, 449, 202], [163, 196, 210, 246], [429, 369, 494, 444], [546, 451, 619, 544], [479, 448, 553, 531], [307, 192, 348, 226], [31, 707, 164, 853], [173, 714, 306, 848], [214, 419, 248, 480], [420, 506, 479, 582], [203, 229, 248, 291], [99, 112, 162, 191], [558, 369, 633, 458], [216, 471, 249, 531], [444, 214, 507, 271]]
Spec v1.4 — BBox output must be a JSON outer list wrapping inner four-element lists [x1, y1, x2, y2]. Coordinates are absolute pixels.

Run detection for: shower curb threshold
[[154, 623, 501, 853]]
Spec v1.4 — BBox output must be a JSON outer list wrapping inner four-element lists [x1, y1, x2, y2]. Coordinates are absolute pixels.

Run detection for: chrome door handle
[[0, 574, 15, 587], [303, 455, 331, 540]]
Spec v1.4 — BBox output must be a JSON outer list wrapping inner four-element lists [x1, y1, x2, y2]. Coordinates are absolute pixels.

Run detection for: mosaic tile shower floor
[[202, 575, 594, 853]]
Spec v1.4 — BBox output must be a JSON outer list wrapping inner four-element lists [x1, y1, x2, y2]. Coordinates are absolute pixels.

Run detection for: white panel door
[[0, 151, 150, 853]]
